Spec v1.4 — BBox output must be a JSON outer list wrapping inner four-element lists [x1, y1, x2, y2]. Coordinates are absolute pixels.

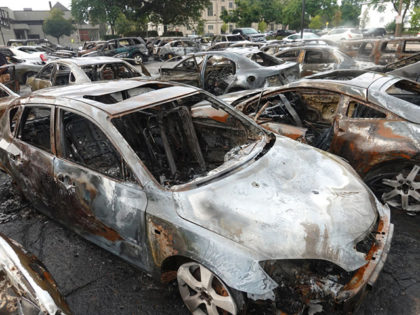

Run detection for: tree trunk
[[56, 36, 60, 44]]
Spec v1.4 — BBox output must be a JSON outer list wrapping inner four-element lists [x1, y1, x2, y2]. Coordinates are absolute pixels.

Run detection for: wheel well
[[160, 255, 193, 283], [363, 158, 417, 180]]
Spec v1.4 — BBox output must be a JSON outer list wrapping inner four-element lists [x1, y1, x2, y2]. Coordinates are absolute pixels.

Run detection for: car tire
[[177, 262, 245, 314], [132, 53, 144, 65], [364, 161, 420, 213]]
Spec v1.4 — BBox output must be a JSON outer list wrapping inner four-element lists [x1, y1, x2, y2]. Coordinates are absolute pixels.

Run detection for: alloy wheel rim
[[382, 164, 420, 213], [177, 262, 237, 315]]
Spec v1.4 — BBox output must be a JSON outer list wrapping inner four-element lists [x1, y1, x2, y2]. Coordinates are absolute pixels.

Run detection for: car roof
[[51, 56, 127, 66], [289, 72, 420, 124], [28, 79, 200, 116]]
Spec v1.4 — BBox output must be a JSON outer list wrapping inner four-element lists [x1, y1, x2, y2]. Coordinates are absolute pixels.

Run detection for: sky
[[1, 0, 72, 10]]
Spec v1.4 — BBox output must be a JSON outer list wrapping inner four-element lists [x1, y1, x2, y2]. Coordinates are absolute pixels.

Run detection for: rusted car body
[[78, 41, 106, 57], [369, 53, 420, 82], [27, 57, 149, 91], [274, 45, 362, 77], [0, 79, 393, 313], [159, 51, 299, 95], [219, 71, 420, 213], [0, 233, 71, 314], [348, 37, 420, 65]]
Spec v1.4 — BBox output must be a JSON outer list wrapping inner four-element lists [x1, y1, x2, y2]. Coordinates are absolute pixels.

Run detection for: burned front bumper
[[258, 202, 394, 313]]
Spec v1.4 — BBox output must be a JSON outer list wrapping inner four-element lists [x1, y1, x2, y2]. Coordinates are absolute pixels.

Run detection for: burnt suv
[[84, 37, 149, 64], [232, 28, 266, 42]]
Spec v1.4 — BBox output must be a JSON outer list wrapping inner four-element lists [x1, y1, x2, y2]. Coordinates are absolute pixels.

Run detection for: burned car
[[157, 40, 201, 60], [159, 51, 299, 95], [219, 71, 420, 213], [0, 79, 393, 314], [0, 233, 71, 314], [274, 46, 360, 77], [28, 57, 149, 91]]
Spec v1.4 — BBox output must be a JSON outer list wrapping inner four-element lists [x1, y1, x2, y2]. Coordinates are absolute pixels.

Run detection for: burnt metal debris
[[219, 71, 420, 213]]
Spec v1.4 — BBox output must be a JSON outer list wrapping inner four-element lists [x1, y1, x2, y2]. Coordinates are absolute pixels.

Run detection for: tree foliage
[[71, 0, 210, 35], [221, 0, 283, 27], [410, 7, 420, 30], [340, 0, 361, 26], [309, 15, 324, 29], [369, 0, 420, 23], [43, 8, 74, 44]]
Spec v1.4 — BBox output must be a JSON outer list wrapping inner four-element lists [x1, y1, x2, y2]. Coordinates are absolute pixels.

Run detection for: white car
[[321, 28, 363, 41], [12, 46, 49, 62], [283, 32, 320, 41]]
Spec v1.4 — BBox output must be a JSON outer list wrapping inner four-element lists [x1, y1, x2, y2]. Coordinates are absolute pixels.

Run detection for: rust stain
[[148, 220, 179, 267]]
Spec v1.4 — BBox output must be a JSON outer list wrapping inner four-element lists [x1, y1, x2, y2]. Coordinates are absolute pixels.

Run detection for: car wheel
[[177, 262, 243, 314], [132, 53, 143, 65], [364, 162, 420, 213]]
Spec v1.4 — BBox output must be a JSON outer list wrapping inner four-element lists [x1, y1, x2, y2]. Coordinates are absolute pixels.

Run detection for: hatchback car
[[27, 57, 149, 91], [0, 79, 393, 314], [220, 71, 420, 213], [159, 51, 299, 95]]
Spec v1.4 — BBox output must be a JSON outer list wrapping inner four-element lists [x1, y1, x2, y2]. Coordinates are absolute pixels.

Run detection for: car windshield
[[112, 92, 266, 187], [81, 63, 141, 81], [242, 28, 258, 35]]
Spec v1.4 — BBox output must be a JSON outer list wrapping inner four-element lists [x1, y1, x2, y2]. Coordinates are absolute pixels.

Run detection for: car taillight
[[40, 54, 47, 62]]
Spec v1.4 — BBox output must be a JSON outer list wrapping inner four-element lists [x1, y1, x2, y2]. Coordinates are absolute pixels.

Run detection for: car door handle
[[8, 153, 20, 161], [56, 173, 76, 191]]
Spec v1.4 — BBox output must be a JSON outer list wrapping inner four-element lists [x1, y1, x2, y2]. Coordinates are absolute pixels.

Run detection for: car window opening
[[386, 80, 420, 106], [112, 93, 262, 187]]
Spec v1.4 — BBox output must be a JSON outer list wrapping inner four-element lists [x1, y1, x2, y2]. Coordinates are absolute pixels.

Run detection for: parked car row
[[0, 32, 419, 315]]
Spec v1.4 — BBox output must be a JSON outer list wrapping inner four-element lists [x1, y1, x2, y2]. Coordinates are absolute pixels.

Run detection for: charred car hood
[[174, 136, 378, 271]]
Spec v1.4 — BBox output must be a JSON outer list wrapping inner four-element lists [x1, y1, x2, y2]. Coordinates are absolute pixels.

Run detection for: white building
[[360, 2, 412, 29]]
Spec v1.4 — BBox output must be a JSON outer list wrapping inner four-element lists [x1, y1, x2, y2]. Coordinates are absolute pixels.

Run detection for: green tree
[[369, 0, 420, 27], [221, 22, 228, 34], [309, 15, 324, 29], [43, 8, 74, 44], [410, 7, 420, 30], [340, 0, 361, 26], [332, 10, 342, 27], [71, 0, 122, 35], [221, 0, 283, 27], [115, 13, 135, 36], [258, 20, 267, 32]]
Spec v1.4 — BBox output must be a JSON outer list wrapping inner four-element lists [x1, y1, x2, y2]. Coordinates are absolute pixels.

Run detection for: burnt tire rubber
[[177, 262, 245, 314], [364, 161, 420, 213]]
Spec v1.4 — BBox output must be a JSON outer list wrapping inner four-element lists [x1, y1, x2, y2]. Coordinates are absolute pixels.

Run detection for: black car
[[232, 28, 266, 42], [275, 29, 295, 37], [363, 28, 387, 38]]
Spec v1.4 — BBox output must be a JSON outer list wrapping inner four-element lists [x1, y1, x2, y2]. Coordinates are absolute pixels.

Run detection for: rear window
[[81, 63, 141, 81], [382, 41, 398, 53], [403, 40, 420, 53], [386, 80, 420, 106]]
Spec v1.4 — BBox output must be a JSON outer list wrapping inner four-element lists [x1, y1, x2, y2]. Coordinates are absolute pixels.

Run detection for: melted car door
[[329, 97, 388, 172], [300, 49, 337, 77], [53, 109, 148, 265], [31, 64, 55, 91], [7, 105, 56, 215], [160, 56, 201, 86]]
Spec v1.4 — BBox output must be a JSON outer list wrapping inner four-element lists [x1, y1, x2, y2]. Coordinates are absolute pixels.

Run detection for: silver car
[[0, 79, 393, 314], [159, 51, 299, 95]]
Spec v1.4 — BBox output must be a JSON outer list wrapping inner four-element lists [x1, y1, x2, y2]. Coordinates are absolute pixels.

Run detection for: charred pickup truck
[[218, 71, 420, 214], [159, 51, 299, 95], [0, 79, 393, 314]]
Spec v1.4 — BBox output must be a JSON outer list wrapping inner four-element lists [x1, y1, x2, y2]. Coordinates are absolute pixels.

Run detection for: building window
[[208, 25, 214, 31], [229, 2, 233, 8], [221, 6, 226, 12], [229, 24, 233, 32], [207, 5, 213, 17]]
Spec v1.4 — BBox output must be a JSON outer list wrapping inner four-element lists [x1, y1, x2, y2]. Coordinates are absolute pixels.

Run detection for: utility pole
[[300, 0, 305, 39], [395, 0, 403, 37]]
